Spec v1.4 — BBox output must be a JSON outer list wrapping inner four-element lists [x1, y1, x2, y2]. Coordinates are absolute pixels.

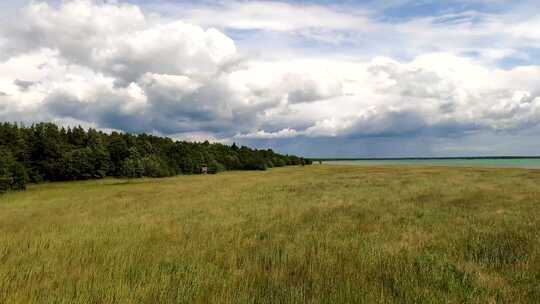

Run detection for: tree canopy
[[0, 122, 311, 193]]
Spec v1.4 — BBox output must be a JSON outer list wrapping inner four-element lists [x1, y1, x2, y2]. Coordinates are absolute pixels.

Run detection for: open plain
[[1, 165, 539, 303]]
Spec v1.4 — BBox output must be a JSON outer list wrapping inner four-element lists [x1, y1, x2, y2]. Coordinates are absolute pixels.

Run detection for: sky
[[2, 0, 540, 157]]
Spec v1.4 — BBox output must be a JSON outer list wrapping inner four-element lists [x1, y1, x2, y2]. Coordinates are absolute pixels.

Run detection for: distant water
[[322, 158, 540, 169]]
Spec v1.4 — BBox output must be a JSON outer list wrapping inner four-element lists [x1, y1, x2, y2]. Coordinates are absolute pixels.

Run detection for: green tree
[[120, 147, 144, 178], [0, 122, 309, 191], [0, 149, 27, 193], [107, 135, 130, 176]]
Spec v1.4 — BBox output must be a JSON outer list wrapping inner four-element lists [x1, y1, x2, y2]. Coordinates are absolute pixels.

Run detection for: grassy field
[[0, 165, 539, 303]]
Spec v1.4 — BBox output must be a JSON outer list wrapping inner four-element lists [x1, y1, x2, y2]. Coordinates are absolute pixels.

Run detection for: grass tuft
[[465, 230, 531, 269]]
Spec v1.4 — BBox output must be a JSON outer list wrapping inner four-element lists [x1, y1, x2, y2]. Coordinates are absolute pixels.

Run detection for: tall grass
[[1, 165, 539, 303]]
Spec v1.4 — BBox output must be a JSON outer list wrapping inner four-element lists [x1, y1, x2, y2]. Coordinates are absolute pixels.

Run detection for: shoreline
[[318, 159, 540, 170]]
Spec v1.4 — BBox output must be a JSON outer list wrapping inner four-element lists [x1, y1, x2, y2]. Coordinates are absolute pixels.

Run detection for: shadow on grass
[[377, 252, 481, 303], [464, 230, 531, 269]]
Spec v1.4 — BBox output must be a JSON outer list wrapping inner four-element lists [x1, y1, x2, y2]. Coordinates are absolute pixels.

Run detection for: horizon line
[[310, 156, 540, 160]]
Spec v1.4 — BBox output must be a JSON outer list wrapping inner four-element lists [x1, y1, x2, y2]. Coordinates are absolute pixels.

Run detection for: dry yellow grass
[[0, 165, 539, 303]]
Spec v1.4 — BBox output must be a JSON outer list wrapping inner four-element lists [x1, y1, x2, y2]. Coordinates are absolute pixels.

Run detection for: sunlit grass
[[1, 165, 539, 303]]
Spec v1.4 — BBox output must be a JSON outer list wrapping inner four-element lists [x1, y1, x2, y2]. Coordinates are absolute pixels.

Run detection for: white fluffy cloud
[[4, 1, 238, 85], [235, 54, 540, 139], [2, 0, 540, 156]]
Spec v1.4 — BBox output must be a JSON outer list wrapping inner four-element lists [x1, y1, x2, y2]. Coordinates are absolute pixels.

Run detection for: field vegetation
[[0, 122, 309, 193], [1, 165, 539, 303]]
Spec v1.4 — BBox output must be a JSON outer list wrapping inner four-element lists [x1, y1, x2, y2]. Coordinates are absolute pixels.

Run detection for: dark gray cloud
[[237, 128, 540, 158], [13, 79, 37, 91]]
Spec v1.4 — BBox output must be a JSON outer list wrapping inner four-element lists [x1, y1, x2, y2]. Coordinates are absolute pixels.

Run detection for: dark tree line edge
[[0, 122, 311, 193]]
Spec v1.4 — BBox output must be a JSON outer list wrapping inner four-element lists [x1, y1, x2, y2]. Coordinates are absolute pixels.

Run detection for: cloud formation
[[2, 0, 540, 156]]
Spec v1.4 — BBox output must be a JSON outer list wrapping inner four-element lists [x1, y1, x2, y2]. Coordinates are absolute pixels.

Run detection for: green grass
[[1, 165, 539, 303]]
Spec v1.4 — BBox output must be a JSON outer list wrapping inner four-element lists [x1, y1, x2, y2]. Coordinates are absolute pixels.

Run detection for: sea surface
[[322, 158, 540, 169]]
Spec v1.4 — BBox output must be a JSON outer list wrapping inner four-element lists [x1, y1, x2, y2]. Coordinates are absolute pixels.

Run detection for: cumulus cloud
[[2, 0, 540, 156], [2, 0, 238, 86], [234, 54, 540, 140], [235, 128, 300, 139], [0, 1, 243, 133]]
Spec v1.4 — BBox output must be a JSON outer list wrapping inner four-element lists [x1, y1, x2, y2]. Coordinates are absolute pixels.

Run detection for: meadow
[[0, 165, 539, 303]]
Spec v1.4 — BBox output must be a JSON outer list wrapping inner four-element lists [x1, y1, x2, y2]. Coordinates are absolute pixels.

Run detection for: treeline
[[0, 122, 310, 193]]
